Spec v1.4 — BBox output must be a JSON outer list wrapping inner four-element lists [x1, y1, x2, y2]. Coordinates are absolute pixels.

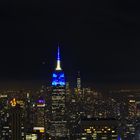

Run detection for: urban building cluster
[[0, 48, 140, 140]]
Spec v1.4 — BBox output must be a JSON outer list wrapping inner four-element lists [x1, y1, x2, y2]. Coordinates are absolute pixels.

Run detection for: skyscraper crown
[[56, 46, 62, 71], [52, 46, 65, 86]]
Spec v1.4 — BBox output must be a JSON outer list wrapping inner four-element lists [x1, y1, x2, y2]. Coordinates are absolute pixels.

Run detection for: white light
[[56, 60, 62, 70], [33, 127, 44, 130]]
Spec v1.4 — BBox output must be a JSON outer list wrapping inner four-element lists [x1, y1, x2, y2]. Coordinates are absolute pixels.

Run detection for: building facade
[[50, 47, 67, 138]]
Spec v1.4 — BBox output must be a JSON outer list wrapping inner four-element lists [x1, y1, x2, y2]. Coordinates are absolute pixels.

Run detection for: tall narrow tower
[[50, 47, 67, 138], [77, 71, 82, 94]]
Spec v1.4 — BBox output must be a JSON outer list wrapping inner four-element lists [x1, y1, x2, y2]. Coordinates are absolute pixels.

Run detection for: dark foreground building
[[10, 99, 24, 140]]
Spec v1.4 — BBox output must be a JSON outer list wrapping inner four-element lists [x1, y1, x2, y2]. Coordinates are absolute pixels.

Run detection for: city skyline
[[0, 47, 139, 139], [0, 47, 139, 91], [0, 46, 139, 91], [1, 1, 140, 140]]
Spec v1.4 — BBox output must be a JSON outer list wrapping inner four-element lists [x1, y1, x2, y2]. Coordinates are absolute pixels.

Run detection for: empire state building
[[50, 47, 67, 138]]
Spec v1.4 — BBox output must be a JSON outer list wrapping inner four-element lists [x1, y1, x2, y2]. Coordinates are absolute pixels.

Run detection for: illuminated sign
[[10, 98, 17, 107], [37, 104, 45, 107], [33, 127, 45, 133], [37, 99, 45, 107], [0, 95, 7, 98]]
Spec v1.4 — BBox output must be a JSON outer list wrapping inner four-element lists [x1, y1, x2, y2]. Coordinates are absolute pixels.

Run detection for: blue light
[[52, 71, 65, 86], [60, 73, 64, 77], [53, 73, 57, 78], [117, 136, 121, 140], [52, 81, 65, 86], [57, 46, 60, 61], [38, 99, 45, 104]]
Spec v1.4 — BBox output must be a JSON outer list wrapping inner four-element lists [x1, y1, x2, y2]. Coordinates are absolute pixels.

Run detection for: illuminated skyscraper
[[52, 47, 65, 86], [76, 71, 82, 94], [74, 71, 82, 95], [50, 47, 67, 138], [33, 98, 45, 140], [10, 99, 25, 140]]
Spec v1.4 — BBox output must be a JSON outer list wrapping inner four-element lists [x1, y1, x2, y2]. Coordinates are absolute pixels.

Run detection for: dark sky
[[0, 0, 140, 84]]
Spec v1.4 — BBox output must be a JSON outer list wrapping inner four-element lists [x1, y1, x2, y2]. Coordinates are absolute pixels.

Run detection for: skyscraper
[[10, 99, 25, 140], [50, 47, 67, 138], [76, 71, 82, 94], [33, 98, 45, 140], [0, 94, 11, 140]]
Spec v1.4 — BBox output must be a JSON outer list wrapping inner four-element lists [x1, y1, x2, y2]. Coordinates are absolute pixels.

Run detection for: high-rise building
[[50, 47, 67, 138], [76, 71, 82, 94], [33, 98, 46, 140], [10, 99, 25, 140], [0, 94, 11, 140], [136, 101, 140, 118]]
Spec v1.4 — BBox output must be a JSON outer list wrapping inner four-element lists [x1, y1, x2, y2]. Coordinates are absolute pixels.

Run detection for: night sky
[[0, 0, 140, 85]]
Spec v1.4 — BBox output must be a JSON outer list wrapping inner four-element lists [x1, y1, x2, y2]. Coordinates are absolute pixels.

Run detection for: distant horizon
[[0, 79, 140, 91]]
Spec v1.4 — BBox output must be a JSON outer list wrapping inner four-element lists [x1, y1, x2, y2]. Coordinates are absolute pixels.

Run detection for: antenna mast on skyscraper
[[56, 45, 62, 71]]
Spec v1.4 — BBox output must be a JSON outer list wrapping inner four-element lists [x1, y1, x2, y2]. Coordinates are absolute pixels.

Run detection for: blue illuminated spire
[[52, 46, 65, 86], [56, 46, 62, 70], [57, 45, 60, 60]]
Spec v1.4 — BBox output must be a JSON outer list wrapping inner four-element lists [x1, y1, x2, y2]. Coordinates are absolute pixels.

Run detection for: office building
[[50, 47, 67, 138]]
